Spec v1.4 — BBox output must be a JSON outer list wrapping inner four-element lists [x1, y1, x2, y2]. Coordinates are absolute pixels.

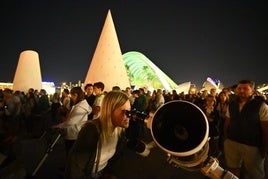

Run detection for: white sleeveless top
[[92, 128, 119, 174]]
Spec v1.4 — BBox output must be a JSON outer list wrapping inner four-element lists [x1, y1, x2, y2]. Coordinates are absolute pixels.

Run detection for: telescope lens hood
[[151, 100, 209, 157]]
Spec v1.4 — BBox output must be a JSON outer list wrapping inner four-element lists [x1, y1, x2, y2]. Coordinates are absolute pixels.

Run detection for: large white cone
[[13, 50, 42, 93], [84, 10, 130, 92]]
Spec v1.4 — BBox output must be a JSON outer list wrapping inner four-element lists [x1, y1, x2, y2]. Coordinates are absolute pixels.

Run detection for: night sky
[[0, 0, 267, 89]]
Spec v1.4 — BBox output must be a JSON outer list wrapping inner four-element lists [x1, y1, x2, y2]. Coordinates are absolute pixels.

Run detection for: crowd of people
[[0, 79, 267, 178]]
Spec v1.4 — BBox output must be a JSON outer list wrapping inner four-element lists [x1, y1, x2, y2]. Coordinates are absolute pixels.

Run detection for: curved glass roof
[[123, 51, 178, 91]]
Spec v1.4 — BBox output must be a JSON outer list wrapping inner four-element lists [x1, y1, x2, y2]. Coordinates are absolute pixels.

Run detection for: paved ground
[[0, 113, 267, 179], [29, 135, 209, 179], [9, 134, 267, 179]]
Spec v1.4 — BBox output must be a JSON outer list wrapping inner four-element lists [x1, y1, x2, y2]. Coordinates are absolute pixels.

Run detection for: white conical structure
[[84, 10, 130, 92], [13, 50, 42, 93]]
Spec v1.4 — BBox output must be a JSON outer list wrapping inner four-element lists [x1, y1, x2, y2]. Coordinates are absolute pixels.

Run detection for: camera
[[0, 105, 7, 111], [129, 109, 148, 122]]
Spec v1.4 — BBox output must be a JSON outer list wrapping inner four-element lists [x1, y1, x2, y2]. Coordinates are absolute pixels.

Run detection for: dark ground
[[0, 112, 267, 179], [1, 136, 209, 179]]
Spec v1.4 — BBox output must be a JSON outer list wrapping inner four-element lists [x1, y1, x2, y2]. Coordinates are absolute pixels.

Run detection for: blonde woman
[[65, 91, 149, 178]]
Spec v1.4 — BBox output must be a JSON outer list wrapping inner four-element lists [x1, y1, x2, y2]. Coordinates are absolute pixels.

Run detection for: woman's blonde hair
[[99, 90, 129, 141]]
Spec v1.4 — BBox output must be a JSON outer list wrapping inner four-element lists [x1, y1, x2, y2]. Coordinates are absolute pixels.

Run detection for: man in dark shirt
[[224, 80, 268, 179], [84, 83, 96, 120]]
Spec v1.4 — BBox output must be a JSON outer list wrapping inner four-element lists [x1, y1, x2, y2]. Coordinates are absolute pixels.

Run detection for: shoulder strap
[[90, 119, 102, 174]]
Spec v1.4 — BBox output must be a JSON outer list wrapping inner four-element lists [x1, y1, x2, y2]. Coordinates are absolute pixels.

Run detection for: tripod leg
[[32, 133, 61, 176]]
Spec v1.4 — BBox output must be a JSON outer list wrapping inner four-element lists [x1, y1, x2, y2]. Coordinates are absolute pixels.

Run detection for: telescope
[[149, 100, 238, 179]]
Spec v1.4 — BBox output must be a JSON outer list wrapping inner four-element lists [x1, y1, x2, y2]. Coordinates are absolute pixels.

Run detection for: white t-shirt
[[92, 128, 119, 174]]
